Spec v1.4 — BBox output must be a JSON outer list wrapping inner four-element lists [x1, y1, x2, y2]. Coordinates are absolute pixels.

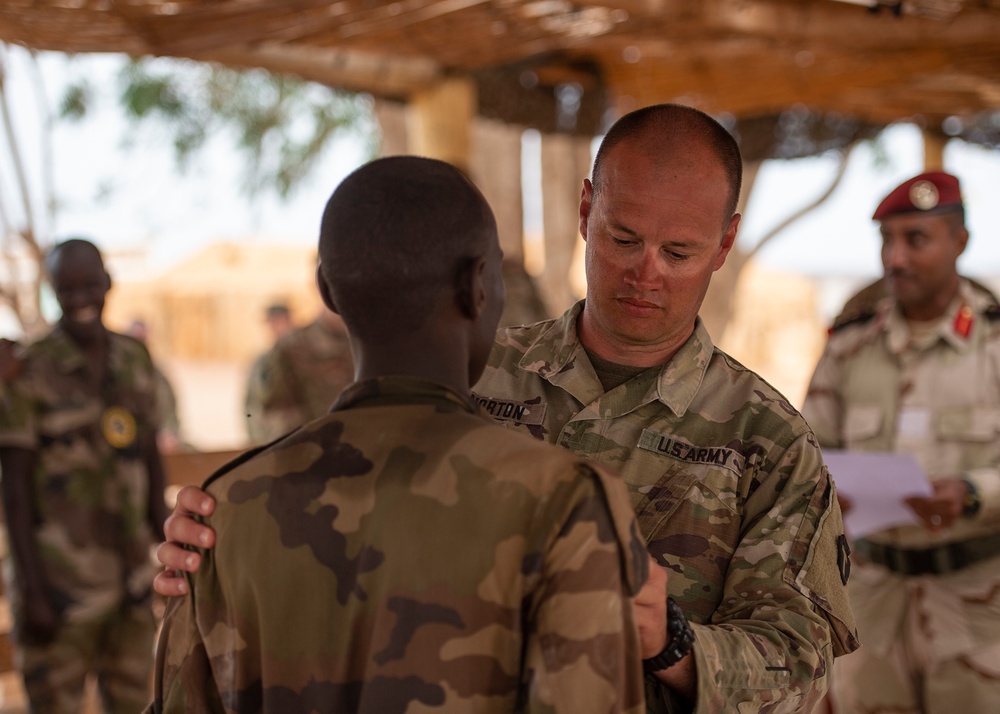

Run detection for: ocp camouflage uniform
[[244, 316, 354, 443], [474, 301, 860, 714], [149, 376, 648, 714], [802, 278, 1000, 713], [0, 327, 160, 714]]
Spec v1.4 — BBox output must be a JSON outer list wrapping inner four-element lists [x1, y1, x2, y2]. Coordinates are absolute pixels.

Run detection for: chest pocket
[[627, 448, 743, 623], [937, 406, 1000, 442], [843, 404, 884, 446]]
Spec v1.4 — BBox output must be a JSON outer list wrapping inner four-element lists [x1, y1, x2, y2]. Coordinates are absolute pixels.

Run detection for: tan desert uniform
[[803, 279, 1000, 713], [150, 377, 648, 713], [474, 302, 859, 714], [0, 328, 160, 714]]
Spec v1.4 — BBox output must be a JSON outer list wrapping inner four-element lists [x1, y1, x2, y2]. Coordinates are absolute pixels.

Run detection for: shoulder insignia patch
[[837, 534, 851, 585]]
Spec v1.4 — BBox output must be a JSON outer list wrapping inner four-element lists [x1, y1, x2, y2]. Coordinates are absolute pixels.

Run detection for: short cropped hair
[[318, 156, 498, 338], [592, 104, 743, 221]]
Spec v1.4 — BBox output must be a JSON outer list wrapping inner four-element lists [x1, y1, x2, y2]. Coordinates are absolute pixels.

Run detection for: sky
[[3, 49, 1000, 316]]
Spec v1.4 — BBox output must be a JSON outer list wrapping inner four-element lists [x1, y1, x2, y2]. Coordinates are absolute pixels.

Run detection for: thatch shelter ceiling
[[2, 0, 1000, 133]]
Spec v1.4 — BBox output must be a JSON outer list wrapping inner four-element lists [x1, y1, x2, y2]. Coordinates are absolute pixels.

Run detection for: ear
[[455, 256, 487, 320], [713, 213, 741, 272], [315, 264, 340, 315], [579, 179, 594, 242], [102, 270, 113, 294], [954, 226, 970, 257]]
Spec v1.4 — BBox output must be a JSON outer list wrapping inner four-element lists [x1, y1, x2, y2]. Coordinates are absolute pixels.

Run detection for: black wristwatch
[[643, 596, 696, 676], [962, 478, 982, 518]]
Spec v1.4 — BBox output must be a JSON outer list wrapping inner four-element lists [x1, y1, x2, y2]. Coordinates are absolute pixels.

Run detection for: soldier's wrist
[[962, 477, 982, 518], [643, 597, 695, 677]]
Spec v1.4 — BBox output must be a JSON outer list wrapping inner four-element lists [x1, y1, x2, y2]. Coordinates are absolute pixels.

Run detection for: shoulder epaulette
[[201, 438, 284, 489], [830, 308, 877, 334]]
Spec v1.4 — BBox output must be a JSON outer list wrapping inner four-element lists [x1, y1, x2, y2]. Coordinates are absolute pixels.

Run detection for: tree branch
[[746, 139, 861, 262]]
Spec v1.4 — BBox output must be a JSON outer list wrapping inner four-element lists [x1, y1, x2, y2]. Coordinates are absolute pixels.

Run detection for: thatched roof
[[2, 1, 999, 131]]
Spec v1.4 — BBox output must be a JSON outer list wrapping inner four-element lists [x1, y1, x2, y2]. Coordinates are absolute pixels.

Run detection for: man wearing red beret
[[804, 171, 1000, 713]]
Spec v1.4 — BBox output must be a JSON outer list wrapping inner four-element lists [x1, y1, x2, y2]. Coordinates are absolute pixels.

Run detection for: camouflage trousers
[[831, 557, 1000, 714], [16, 601, 156, 714]]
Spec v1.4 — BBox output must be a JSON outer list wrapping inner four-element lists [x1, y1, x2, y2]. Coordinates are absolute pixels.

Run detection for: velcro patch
[[637, 430, 744, 474], [475, 396, 546, 425]]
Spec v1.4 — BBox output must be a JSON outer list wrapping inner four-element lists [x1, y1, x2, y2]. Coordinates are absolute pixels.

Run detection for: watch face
[[962, 479, 981, 517]]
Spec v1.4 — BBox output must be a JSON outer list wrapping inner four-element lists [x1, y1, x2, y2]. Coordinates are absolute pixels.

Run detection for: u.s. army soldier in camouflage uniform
[[0, 239, 168, 714], [155, 105, 858, 713], [147, 156, 652, 713], [803, 172, 1000, 714], [473, 105, 858, 713], [243, 308, 354, 444]]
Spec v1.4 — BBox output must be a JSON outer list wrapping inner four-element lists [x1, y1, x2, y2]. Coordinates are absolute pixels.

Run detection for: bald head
[[318, 156, 499, 339], [592, 104, 743, 221]]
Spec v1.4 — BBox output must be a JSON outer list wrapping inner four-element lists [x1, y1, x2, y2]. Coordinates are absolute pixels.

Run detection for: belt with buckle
[[855, 532, 1000, 576]]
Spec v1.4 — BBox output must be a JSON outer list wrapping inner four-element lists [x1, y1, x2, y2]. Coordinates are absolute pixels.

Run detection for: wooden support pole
[[539, 133, 593, 315], [374, 98, 409, 157], [408, 77, 476, 172], [922, 128, 948, 171]]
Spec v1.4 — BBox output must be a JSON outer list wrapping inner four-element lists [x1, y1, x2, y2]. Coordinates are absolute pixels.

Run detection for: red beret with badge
[[872, 171, 963, 221]]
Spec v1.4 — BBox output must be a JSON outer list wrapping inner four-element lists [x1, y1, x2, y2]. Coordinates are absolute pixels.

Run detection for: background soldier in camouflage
[[242, 302, 296, 444], [803, 171, 1000, 714], [243, 305, 354, 444], [147, 156, 655, 713], [155, 105, 858, 712], [0, 238, 168, 714]]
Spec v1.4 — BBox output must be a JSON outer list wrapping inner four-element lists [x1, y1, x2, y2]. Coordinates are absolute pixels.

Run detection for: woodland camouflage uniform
[[150, 376, 648, 714], [0, 327, 160, 713], [244, 316, 354, 443], [474, 301, 859, 714]]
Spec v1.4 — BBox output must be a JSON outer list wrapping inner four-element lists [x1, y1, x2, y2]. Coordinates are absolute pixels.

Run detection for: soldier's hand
[[22, 593, 59, 645], [0, 338, 22, 381], [153, 486, 218, 597], [904, 478, 965, 533], [634, 555, 669, 658]]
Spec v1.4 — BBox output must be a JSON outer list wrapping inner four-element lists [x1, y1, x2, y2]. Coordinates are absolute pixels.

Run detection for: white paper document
[[821, 450, 933, 538]]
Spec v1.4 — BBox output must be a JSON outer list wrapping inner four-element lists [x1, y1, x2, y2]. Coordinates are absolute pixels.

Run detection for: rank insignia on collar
[[102, 406, 137, 449], [953, 305, 974, 339]]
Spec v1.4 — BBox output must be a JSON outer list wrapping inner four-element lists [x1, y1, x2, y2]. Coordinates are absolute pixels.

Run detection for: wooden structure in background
[[3, 1, 998, 319], [2, 0, 998, 131]]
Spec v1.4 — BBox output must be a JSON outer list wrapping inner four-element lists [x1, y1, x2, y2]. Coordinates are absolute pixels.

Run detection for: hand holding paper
[[821, 450, 933, 539]]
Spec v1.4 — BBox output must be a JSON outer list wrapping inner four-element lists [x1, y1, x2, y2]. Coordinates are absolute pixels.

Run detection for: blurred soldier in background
[[0, 238, 167, 714], [242, 302, 295, 444], [243, 304, 354, 444], [804, 171, 1000, 714]]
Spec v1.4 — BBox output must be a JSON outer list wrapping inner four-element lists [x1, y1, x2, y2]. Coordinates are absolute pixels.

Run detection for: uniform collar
[[331, 376, 482, 416], [44, 325, 115, 375], [885, 279, 980, 355], [518, 300, 714, 418]]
